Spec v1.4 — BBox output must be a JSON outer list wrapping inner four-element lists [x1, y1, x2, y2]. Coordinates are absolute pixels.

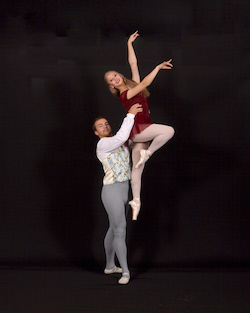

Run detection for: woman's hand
[[128, 31, 140, 83], [157, 59, 173, 70], [128, 30, 140, 44]]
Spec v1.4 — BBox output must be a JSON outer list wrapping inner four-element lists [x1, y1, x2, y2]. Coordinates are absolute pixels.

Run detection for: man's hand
[[128, 103, 143, 116]]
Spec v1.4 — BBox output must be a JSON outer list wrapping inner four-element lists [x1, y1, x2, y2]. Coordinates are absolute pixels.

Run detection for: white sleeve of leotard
[[96, 113, 135, 161]]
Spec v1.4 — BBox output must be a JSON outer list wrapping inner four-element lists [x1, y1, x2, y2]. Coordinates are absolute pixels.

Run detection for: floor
[[0, 267, 249, 313]]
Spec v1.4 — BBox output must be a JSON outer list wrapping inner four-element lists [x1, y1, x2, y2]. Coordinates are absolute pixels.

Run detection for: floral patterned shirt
[[96, 113, 135, 185]]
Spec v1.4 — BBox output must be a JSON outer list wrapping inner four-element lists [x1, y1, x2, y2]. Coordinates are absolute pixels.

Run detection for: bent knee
[[166, 126, 175, 138]]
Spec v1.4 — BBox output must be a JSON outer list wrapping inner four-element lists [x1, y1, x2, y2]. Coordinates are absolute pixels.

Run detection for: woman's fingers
[[166, 59, 173, 67], [161, 59, 173, 69], [129, 30, 140, 42]]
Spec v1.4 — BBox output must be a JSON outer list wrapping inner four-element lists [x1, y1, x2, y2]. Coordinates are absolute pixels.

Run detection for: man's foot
[[118, 273, 130, 285], [135, 149, 152, 169], [104, 266, 123, 274]]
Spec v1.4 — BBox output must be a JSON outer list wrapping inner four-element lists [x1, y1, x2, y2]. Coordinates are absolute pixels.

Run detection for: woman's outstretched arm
[[126, 59, 173, 100], [128, 31, 140, 83]]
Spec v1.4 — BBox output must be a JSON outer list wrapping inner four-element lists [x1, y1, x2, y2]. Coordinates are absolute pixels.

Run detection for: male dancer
[[93, 103, 142, 284]]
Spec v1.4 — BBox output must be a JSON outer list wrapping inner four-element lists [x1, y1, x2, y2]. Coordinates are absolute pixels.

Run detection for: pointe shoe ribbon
[[135, 149, 151, 169], [129, 198, 141, 221]]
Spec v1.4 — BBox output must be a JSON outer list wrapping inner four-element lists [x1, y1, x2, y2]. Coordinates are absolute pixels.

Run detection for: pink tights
[[130, 124, 175, 200]]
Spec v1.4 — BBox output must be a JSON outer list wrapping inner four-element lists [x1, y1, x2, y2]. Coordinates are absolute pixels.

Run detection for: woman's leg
[[129, 142, 149, 220], [129, 124, 174, 217], [131, 142, 149, 199], [132, 124, 174, 168], [133, 124, 175, 153], [101, 182, 129, 274]]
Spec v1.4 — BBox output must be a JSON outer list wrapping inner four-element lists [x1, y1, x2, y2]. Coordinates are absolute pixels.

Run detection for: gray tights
[[101, 181, 129, 274]]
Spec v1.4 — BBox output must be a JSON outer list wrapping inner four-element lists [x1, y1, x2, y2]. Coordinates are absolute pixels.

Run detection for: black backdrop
[[0, 0, 249, 269]]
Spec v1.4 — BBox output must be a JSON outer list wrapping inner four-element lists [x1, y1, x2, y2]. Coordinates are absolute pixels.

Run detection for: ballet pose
[[104, 31, 175, 221], [93, 103, 142, 285]]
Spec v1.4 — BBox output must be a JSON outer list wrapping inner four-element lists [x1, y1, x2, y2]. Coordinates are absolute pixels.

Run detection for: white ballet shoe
[[129, 198, 141, 221], [104, 266, 123, 274], [135, 149, 152, 169], [118, 273, 130, 285]]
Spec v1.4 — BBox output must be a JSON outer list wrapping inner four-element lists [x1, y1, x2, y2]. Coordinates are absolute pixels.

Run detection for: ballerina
[[104, 30, 175, 221]]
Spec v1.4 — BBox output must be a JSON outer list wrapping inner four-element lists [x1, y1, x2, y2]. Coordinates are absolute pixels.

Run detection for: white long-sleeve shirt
[[96, 113, 135, 185]]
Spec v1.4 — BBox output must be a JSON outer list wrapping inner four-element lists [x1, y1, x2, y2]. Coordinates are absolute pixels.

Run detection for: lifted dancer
[[104, 30, 175, 221], [93, 103, 142, 285]]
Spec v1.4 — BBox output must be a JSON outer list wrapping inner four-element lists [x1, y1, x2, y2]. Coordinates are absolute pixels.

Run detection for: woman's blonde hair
[[104, 71, 150, 98]]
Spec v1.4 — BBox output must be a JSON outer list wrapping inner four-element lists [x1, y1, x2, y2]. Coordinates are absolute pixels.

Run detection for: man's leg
[[104, 226, 116, 270], [101, 181, 129, 274]]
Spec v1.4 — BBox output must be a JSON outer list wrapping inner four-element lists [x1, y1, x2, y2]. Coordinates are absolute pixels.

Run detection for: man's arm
[[97, 113, 134, 158], [97, 104, 142, 160]]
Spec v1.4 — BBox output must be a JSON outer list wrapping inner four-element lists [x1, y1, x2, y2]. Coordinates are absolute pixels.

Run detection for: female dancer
[[104, 31, 175, 221]]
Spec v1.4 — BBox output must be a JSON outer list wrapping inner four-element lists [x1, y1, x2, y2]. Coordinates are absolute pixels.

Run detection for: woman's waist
[[135, 112, 152, 121]]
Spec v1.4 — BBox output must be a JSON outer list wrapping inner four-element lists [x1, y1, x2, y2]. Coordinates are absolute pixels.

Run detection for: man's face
[[94, 118, 112, 138]]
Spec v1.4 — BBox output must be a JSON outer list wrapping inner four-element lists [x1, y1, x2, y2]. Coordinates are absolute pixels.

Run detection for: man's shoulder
[[96, 137, 110, 150]]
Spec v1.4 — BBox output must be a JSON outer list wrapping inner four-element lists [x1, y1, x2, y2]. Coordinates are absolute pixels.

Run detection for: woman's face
[[106, 71, 124, 89]]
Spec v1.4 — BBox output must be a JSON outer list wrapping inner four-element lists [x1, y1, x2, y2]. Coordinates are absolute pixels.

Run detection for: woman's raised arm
[[126, 59, 173, 100], [127, 31, 140, 83]]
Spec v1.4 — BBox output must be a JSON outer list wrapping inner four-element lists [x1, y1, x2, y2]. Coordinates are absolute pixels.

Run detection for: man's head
[[93, 117, 112, 138]]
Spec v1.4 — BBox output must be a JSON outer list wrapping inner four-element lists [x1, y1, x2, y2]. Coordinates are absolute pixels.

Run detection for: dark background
[[0, 0, 249, 270]]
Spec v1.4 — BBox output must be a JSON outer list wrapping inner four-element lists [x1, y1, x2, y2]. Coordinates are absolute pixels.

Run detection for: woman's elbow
[[141, 80, 148, 88]]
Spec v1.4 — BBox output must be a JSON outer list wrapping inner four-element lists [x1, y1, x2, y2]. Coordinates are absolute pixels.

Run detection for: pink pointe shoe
[[135, 149, 152, 169], [129, 198, 141, 221]]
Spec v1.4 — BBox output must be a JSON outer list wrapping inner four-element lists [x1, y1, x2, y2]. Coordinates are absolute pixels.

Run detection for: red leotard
[[119, 90, 152, 138]]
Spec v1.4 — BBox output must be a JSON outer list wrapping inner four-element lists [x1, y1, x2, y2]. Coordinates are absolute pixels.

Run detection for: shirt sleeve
[[96, 113, 135, 160]]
